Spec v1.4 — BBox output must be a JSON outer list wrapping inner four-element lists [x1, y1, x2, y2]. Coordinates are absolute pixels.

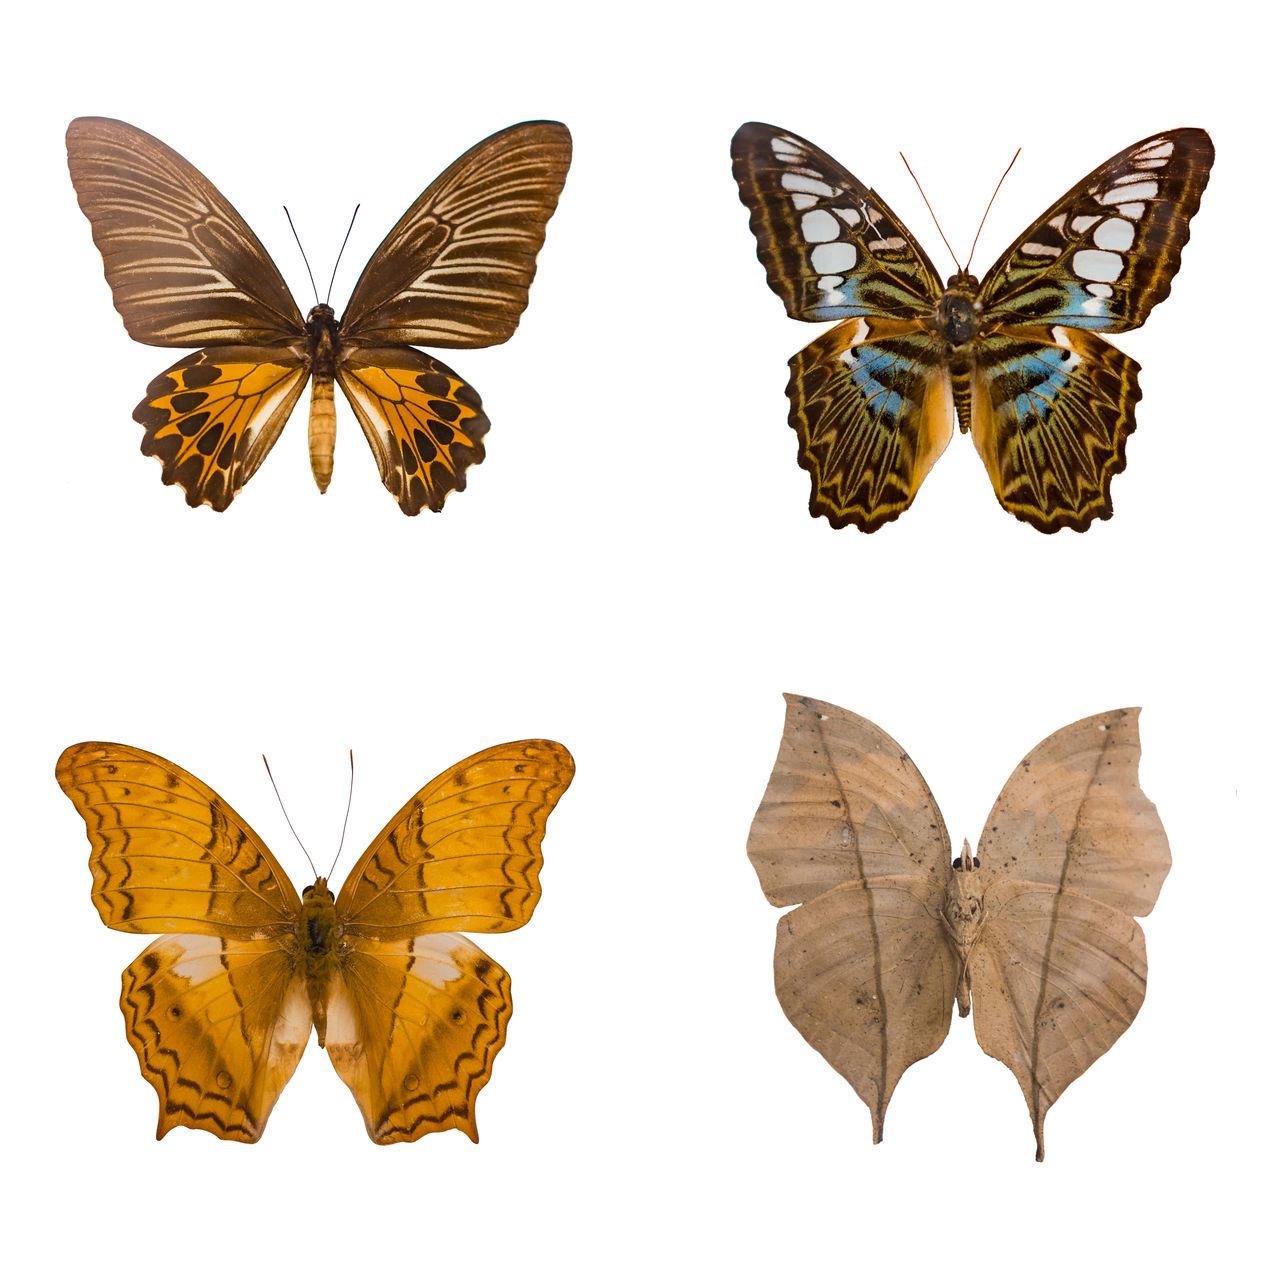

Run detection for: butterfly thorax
[[941, 841, 986, 1017], [304, 307, 341, 494], [298, 878, 344, 1046], [934, 272, 983, 348]]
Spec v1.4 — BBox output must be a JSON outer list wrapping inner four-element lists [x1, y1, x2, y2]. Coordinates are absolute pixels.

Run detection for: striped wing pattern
[[65, 117, 304, 346], [341, 121, 573, 348], [730, 122, 942, 322], [336, 740, 577, 939], [337, 348, 489, 514], [788, 318, 954, 530]]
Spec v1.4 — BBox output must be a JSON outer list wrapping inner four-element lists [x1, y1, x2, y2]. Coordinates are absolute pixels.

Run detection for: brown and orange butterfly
[[66, 117, 571, 513], [57, 738, 574, 1143]]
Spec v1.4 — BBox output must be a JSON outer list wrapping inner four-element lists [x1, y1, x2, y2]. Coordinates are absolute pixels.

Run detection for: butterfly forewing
[[731, 122, 943, 322], [340, 121, 572, 348], [979, 128, 1214, 329], [66, 117, 305, 346]]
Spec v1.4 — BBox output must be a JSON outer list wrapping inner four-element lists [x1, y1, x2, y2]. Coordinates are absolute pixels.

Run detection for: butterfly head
[[302, 877, 335, 903]]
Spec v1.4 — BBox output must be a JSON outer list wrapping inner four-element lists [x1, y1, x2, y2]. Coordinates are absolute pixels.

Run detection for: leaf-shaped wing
[[326, 934, 511, 1143], [340, 121, 572, 348], [979, 128, 1213, 331], [976, 708, 1170, 915], [731, 122, 943, 322], [969, 885, 1148, 1161], [747, 694, 953, 905], [335, 740, 575, 940], [788, 318, 954, 531], [968, 325, 1141, 532], [133, 346, 309, 511], [337, 348, 489, 515], [971, 708, 1170, 1158], [748, 696, 958, 1141], [57, 742, 302, 936], [66, 117, 305, 346], [773, 878, 960, 1143], [122, 934, 310, 1142]]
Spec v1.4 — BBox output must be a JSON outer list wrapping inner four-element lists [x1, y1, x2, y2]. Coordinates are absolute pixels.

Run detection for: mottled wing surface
[[969, 708, 1171, 1158], [787, 318, 954, 530], [66, 117, 305, 345], [747, 694, 957, 1141], [334, 740, 575, 939], [968, 129, 1212, 531], [732, 124, 956, 529], [133, 347, 309, 510], [731, 122, 943, 322], [340, 122, 572, 348], [325, 934, 512, 1143], [57, 743, 310, 1142], [337, 347, 489, 514], [122, 935, 309, 1141], [56, 742, 302, 935]]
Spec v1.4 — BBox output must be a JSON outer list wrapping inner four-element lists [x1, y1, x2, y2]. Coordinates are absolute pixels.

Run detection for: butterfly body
[[58, 738, 575, 1143], [731, 124, 1213, 531], [68, 117, 572, 513]]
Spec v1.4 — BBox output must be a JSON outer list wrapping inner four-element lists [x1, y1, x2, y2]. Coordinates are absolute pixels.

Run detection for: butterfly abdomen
[[306, 305, 341, 494], [299, 878, 341, 1046]]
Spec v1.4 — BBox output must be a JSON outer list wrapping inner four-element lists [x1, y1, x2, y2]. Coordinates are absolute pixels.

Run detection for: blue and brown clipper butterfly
[[731, 124, 1213, 532], [67, 117, 571, 513]]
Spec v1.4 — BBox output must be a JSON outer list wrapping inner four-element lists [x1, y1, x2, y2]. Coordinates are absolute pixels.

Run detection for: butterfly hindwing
[[340, 121, 573, 348], [133, 347, 310, 511], [123, 935, 310, 1142], [789, 318, 954, 530], [979, 128, 1215, 330], [966, 325, 1141, 531], [337, 349, 489, 515], [66, 117, 305, 346], [731, 122, 943, 323], [326, 934, 512, 1144]]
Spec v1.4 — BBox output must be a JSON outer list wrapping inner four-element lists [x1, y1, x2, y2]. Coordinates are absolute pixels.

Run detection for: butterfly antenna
[[262, 753, 320, 880], [283, 205, 321, 307], [900, 151, 961, 273], [326, 749, 355, 881], [325, 205, 361, 306], [965, 147, 1021, 271]]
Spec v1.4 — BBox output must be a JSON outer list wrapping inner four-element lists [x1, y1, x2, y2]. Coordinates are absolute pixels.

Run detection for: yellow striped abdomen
[[308, 373, 336, 493]]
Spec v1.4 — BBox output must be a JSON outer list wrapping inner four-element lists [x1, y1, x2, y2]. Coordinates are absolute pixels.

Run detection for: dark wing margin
[[340, 121, 572, 348], [66, 117, 305, 346], [730, 122, 943, 322]]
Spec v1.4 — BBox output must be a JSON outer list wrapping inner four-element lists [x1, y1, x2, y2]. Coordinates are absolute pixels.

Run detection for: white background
[[3, 0, 1274, 1274]]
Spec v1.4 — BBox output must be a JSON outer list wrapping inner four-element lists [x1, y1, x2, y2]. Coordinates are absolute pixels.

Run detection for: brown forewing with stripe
[[57, 739, 574, 1143], [66, 116, 571, 512], [747, 695, 1170, 1159]]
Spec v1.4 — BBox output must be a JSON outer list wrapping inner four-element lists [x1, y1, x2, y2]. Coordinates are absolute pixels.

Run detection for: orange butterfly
[[67, 117, 571, 512], [57, 739, 574, 1143]]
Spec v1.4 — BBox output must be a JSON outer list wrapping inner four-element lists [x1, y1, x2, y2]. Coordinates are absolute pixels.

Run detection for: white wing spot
[[1073, 248, 1124, 282], [1088, 282, 1113, 298], [770, 136, 804, 160], [801, 208, 840, 243], [868, 237, 906, 251], [1022, 241, 1061, 257], [1141, 140, 1175, 160], [833, 207, 863, 227], [1100, 180, 1158, 204], [1115, 202, 1147, 219], [790, 193, 818, 210], [782, 172, 836, 197], [1094, 217, 1135, 251], [811, 241, 857, 273], [1071, 214, 1102, 233]]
